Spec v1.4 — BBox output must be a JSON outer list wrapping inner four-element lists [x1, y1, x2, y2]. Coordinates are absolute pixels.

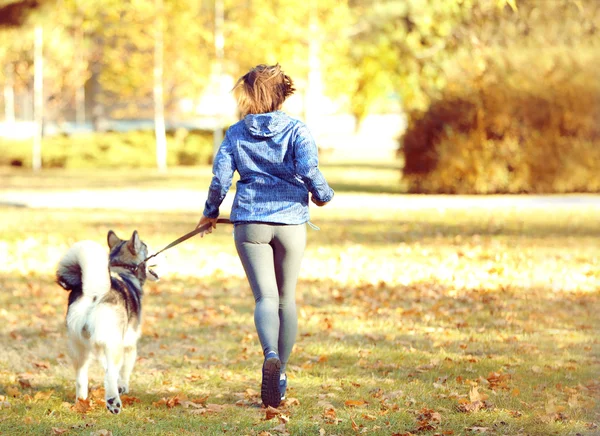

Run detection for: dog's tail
[[56, 240, 111, 298]]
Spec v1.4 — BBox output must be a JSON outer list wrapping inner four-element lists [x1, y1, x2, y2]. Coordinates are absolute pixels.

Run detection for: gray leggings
[[234, 223, 306, 372]]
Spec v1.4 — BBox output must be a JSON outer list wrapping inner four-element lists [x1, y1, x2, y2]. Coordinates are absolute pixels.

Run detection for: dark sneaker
[[261, 352, 281, 408], [280, 374, 287, 400]]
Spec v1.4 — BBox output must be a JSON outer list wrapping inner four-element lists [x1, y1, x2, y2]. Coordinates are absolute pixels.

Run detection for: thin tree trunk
[[75, 12, 85, 123], [213, 0, 224, 158], [4, 63, 15, 122], [154, 0, 167, 172], [33, 25, 43, 171], [305, 1, 322, 132]]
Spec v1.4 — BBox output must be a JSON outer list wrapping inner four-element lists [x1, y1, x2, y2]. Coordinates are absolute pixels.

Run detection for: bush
[[400, 52, 600, 194], [0, 129, 215, 168]]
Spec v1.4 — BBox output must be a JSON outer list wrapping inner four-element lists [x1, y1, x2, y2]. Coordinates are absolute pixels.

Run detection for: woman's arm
[[293, 124, 334, 205], [203, 132, 236, 218]]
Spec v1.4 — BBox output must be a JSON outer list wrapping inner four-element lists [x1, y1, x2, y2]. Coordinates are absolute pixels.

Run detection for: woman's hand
[[311, 194, 328, 207], [196, 215, 218, 237]]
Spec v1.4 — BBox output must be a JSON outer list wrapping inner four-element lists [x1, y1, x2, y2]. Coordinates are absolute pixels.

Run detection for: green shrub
[[0, 129, 215, 168], [401, 52, 600, 194]]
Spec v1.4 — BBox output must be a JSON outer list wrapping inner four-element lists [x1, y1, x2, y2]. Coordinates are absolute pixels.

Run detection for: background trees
[[0, 0, 598, 192]]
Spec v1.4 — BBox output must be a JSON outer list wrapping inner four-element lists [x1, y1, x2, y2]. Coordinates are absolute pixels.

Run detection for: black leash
[[140, 218, 232, 267]]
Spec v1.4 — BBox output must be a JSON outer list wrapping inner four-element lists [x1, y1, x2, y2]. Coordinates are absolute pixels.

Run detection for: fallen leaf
[[272, 423, 289, 434], [33, 390, 53, 401], [345, 399, 368, 407], [72, 398, 92, 413], [51, 428, 68, 435], [33, 361, 50, 369], [265, 406, 280, 420], [18, 377, 33, 389], [90, 431, 113, 436], [466, 427, 489, 433], [282, 397, 300, 407], [206, 403, 227, 412], [119, 394, 140, 406], [6, 386, 20, 397]]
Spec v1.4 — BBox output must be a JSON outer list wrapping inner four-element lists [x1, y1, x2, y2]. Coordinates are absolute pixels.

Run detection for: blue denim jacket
[[203, 111, 334, 224]]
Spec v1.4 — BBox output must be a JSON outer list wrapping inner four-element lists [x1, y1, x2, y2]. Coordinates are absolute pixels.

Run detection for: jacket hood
[[243, 111, 292, 138]]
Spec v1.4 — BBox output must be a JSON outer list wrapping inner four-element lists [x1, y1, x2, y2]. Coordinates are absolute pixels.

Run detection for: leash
[[139, 218, 232, 267]]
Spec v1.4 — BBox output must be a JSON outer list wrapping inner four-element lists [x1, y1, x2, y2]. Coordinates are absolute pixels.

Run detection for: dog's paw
[[106, 396, 122, 414], [118, 385, 129, 395]]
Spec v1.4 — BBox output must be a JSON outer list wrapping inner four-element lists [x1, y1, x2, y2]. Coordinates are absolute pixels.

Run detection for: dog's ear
[[127, 230, 143, 255], [107, 230, 121, 249]]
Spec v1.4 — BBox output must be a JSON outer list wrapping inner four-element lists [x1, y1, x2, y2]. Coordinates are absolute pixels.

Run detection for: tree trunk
[[33, 25, 43, 171], [213, 0, 225, 158], [3, 63, 15, 122], [154, 0, 167, 172], [75, 12, 85, 123], [305, 1, 322, 133]]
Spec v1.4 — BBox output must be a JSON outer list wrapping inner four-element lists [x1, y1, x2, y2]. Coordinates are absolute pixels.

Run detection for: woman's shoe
[[261, 352, 281, 408]]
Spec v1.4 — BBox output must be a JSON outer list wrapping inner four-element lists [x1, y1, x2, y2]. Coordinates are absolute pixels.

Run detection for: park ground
[[0, 162, 599, 436]]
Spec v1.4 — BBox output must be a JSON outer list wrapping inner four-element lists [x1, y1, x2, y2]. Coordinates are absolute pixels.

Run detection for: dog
[[56, 230, 160, 414]]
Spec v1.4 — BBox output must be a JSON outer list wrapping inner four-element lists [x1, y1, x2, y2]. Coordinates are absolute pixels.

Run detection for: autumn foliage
[[401, 51, 600, 194]]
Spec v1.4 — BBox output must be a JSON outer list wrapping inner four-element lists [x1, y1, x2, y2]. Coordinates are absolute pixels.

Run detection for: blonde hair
[[233, 64, 295, 116]]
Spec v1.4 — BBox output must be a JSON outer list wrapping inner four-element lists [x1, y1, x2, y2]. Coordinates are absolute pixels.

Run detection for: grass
[[0, 158, 404, 194], [0, 166, 599, 435]]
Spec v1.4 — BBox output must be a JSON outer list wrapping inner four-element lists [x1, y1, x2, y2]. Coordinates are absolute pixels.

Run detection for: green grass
[[0, 158, 404, 194], [0, 167, 598, 435]]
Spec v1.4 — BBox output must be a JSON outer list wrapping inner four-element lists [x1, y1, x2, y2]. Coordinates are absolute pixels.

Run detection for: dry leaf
[[206, 403, 226, 413], [180, 400, 204, 409], [18, 377, 33, 389], [33, 361, 50, 369], [272, 423, 289, 435], [72, 398, 92, 413], [6, 386, 20, 397], [265, 406, 280, 420], [345, 399, 368, 407], [51, 428, 68, 435], [33, 390, 53, 401], [90, 431, 113, 436], [281, 397, 300, 407], [466, 427, 489, 433]]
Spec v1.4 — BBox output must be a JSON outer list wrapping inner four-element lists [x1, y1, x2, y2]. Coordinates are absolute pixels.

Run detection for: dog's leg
[[102, 345, 123, 414], [118, 345, 136, 395], [69, 339, 91, 401]]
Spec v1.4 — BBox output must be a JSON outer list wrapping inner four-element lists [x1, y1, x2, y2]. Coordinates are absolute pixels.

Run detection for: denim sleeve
[[293, 124, 334, 203], [203, 133, 236, 218]]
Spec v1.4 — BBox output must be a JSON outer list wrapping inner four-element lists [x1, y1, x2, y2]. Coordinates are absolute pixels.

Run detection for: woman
[[197, 64, 334, 408]]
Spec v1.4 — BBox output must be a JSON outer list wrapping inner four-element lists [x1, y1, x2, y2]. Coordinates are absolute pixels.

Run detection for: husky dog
[[56, 230, 159, 414]]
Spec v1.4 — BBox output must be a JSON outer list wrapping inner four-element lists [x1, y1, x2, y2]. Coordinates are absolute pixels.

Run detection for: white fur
[[58, 240, 145, 414]]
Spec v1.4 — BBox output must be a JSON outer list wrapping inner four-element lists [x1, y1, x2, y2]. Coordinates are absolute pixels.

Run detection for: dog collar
[[109, 262, 139, 274]]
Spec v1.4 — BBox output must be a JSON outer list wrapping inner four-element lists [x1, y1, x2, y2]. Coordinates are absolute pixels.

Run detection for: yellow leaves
[[344, 399, 368, 407], [544, 398, 568, 422], [153, 394, 228, 416], [264, 405, 290, 427], [5, 386, 20, 397], [72, 398, 92, 414], [457, 387, 493, 413], [414, 407, 442, 432], [32, 390, 53, 402], [90, 431, 113, 436]]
